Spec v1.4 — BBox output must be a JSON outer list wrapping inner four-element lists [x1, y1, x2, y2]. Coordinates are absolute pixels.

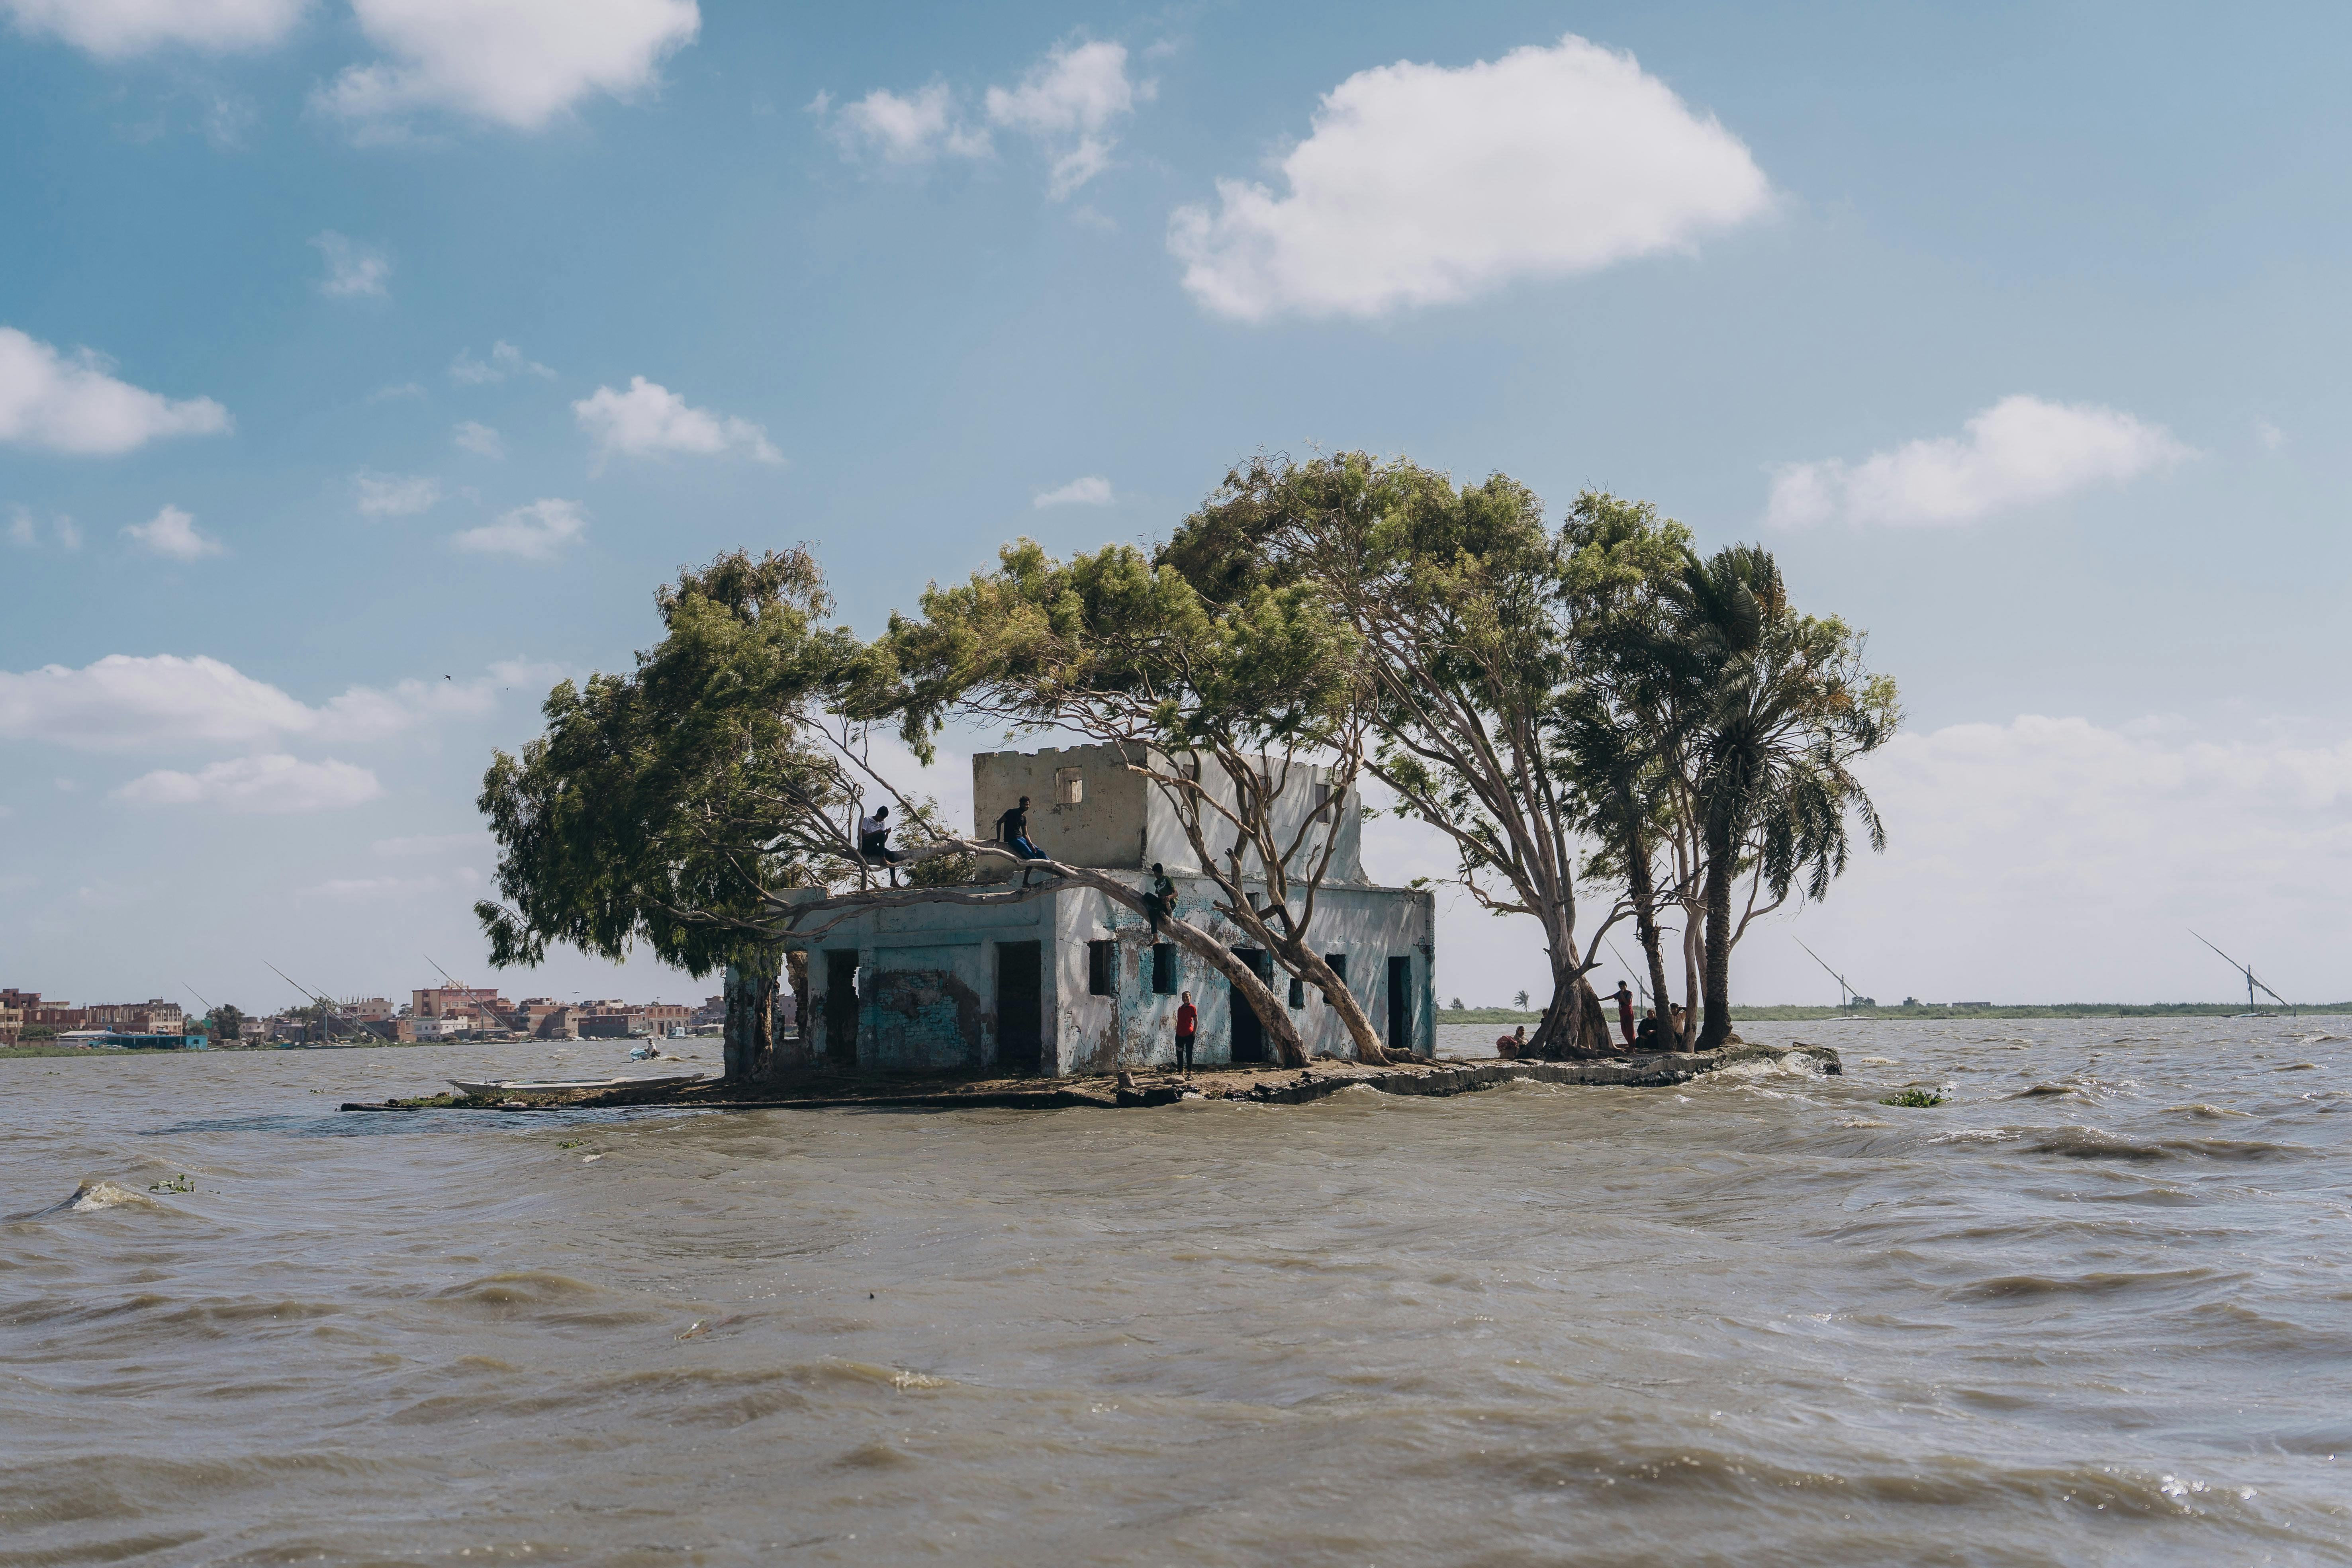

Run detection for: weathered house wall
[[973, 742, 1361, 885], [801, 871, 1434, 1075], [787, 744, 1431, 1077]]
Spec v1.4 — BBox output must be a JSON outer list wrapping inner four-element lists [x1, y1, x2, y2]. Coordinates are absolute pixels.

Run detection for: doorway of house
[[824, 951, 860, 1065], [996, 940, 1042, 1074], [1230, 947, 1273, 1063], [1386, 955, 1413, 1058]]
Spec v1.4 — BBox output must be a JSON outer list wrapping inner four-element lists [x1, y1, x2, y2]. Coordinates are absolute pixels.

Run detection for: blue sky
[[4, 0, 2348, 1016]]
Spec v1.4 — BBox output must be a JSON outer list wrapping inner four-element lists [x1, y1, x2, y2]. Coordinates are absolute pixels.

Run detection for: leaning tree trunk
[[1273, 938, 1393, 1063], [1622, 821, 1678, 1052], [1697, 823, 1737, 1050]]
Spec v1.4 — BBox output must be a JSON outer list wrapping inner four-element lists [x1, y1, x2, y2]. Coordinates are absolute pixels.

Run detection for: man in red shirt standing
[[1174, 991, 1199, 1076]]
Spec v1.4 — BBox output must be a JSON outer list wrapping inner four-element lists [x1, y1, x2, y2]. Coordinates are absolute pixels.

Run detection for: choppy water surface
[[6, 1019, 2351, 1566]]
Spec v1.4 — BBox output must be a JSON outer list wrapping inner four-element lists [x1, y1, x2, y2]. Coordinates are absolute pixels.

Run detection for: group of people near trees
[[472, 451, 1899, 1078]]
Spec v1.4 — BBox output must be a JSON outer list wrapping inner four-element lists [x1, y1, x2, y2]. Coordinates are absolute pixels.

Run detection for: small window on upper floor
[[1056, 766, 1084, 805], [1288, 975, 1306, 1009], [1087, 939, 1114, 996], [1324, 953, 1347, 983], [1152, 943, 1177, 995]]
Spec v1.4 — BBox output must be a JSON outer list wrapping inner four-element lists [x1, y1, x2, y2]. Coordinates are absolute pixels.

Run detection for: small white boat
[[448, 1071, 706, 1097]]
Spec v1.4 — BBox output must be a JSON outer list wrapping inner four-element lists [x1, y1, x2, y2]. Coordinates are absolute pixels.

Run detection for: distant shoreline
[[1439, 1003, 2350, 1024]]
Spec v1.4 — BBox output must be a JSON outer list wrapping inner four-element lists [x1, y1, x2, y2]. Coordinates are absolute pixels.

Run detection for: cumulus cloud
[[452, 497, 584, 559], [312, 231, 391, 298], [450, 340, 554, 385], [1169, 33, 1768, 322], [0, 652, 541, 751], [369, 380, 428, 403], [0, 327, 233, 456], [115, 754, 383, 813], [452, 420, 504, 457], [1, 0, 309, 58], [984, 40, 1144, 197], [299, 866, 480, 899], [1789, 715, 2352, 1002], [572, 377, 780, 468], [318, 0, 699, 132], [372, 830, 492, 857], [826, 82, 990, 164], [1766, 395, 2193, 528], [123, 503, 224, 560], [1034, 475, 1113, 507], [354, 471, 440, 515], [9, 507, 78, 551], [823, 39, 1143, 196]]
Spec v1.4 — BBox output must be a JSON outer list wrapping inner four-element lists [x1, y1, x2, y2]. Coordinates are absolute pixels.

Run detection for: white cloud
[[826, 82, 990, 164], [318, 0, 699, 132], [453, 497, 584, 560], [5, 507, 70, 550], [123, 503, 224, 560], [2257, 420, 2286, 453], [354, 471, 440, 515], [1782, 715, 2352, 1002], [452, 420, 504, 457], [450, 341, 554, 385], [372, 830, 492, 858], [298, 865, 480, 899], [312, 231, 391, 298], [369, 380, 428, 403], [0, 653, 531, 751], [1169, 33, 1769, 322], [1034, 475, 1113, 507], [115, 754, 383, 813], [572, 377, 780, 467], [1, 0, 309, 58], [985, 40, 1143, 198], [824, 40, 1143, 196], [1766, 395, 2193, 528], [0, 327, 233, 455]]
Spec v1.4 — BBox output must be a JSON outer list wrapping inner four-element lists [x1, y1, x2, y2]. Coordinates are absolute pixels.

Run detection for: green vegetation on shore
[[1439, 1002, 2350, 1025]]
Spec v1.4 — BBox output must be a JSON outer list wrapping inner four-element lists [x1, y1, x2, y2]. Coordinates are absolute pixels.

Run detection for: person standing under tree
[[1174, 991, 1198, 1076], [1612, 981, 1636, 1047]]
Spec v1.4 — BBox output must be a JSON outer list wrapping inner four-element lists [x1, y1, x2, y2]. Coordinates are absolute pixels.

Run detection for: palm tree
[[1658, 545, 1899, 1049]]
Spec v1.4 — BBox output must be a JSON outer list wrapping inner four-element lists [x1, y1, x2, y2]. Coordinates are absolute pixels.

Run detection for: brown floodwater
[[4, 1018, 2349, 1565]]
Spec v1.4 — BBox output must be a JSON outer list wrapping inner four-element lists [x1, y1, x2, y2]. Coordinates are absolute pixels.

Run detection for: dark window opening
[[1087, 939, 1114, 996], [1386, 955, 1413, 1057], [996, 940, 1042, 1074], [1288, 975, 1306, 1009], [1152, 943, 1177, 995], [1324, 953, 1347, 983], [1231, 947, 1271, 1063], [824, 951, 860, 1066]]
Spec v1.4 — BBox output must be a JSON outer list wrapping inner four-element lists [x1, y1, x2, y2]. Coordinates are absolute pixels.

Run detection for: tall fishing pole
[[1792, 936, 1862, 1011], [262, 959, 364, 1042], [2189, 931, 2294, 1017], [1603, 936, 1648, 1009]]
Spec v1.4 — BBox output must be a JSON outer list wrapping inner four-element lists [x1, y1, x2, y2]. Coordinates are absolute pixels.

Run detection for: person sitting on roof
[[858, 804, 901, 886]]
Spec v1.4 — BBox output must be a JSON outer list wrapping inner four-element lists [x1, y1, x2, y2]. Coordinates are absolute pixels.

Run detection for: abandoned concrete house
[[775, 744, 1434, 1075]]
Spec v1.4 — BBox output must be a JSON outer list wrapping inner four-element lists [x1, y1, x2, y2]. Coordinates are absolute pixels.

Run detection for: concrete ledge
[[338, 1042, 1838, 1114]]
